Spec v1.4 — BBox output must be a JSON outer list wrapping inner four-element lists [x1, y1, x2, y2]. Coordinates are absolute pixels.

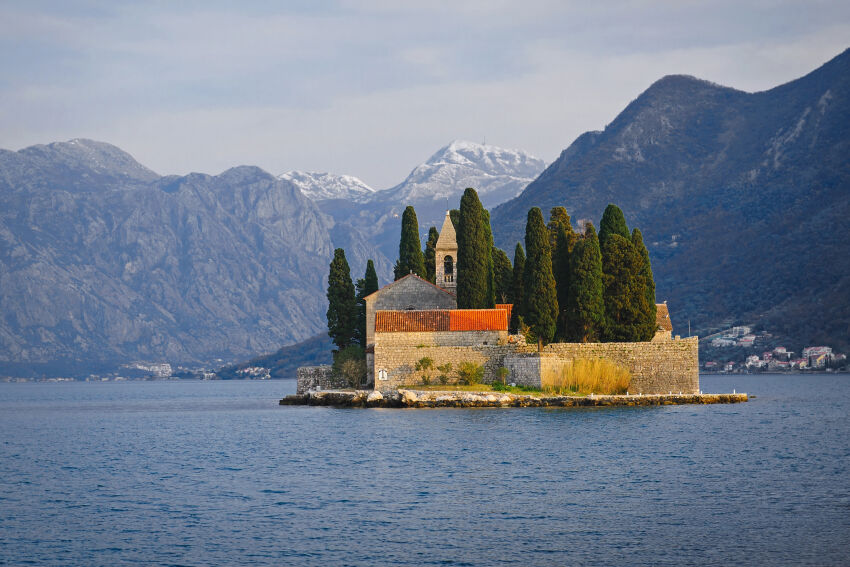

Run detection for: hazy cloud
[[1, 1, 848, 187]]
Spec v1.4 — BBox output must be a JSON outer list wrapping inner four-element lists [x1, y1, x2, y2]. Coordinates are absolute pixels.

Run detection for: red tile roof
[[376, 308, 508, 332], [495, 303, 513, 324]]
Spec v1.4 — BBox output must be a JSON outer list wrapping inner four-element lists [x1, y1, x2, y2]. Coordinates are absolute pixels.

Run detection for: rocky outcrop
[[279, 389, 748, 408]]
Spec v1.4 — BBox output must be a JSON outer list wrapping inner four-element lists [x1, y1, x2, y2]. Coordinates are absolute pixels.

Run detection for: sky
[[1, 1, 849, 189]]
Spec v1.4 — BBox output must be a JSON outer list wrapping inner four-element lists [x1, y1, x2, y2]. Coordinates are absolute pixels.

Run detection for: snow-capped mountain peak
[[279, 170, 375, 202], [382, 140, 546, 208]]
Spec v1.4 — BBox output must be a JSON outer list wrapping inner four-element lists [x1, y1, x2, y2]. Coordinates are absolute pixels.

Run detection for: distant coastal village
[[701, 325, 847, 373]]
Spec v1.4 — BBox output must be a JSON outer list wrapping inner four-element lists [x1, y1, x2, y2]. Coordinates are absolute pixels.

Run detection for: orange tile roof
[[495, 303, 513, 323], [449, 309, 507, 331], [376, 308, 508, 332]]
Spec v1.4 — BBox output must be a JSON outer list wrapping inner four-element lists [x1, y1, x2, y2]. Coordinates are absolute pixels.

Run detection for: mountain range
[[0, 139, 539, 376], [316, 140, 545, 260], [2, 48, 848, 378], [492, 48, 850, 351]]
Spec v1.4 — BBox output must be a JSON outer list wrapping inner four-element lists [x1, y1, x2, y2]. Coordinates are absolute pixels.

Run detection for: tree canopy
[[424, 226, 439, 284], [492, 247, 513, 304], [522, 207, 558, 347], [598, 203, 630, 244], [565, 223, 605, 342], [456, 188, 493, 308], [510, 243, 525, 332], [327, 248, 357, 351], [394, 205, 425, 280]]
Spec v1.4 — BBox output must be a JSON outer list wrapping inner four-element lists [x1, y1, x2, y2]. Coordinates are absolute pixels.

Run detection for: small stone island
[[281, 207, 747, 409]]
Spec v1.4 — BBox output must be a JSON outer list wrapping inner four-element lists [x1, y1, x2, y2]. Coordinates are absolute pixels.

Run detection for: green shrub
[[436, 362, 452, 385], [332, 345, 366, 388], [415, 357, 434, 385], [458, 362, 484, 385]]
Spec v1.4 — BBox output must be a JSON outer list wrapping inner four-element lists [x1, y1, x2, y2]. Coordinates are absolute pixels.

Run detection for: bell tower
[[435, 211, 457, 294]]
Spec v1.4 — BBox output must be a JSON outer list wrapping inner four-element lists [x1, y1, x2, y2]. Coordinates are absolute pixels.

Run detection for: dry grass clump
[[544, 358, 631, 395]]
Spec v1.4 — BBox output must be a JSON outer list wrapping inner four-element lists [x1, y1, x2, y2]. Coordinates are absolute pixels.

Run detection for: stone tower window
[[444, 256, 454, 282]]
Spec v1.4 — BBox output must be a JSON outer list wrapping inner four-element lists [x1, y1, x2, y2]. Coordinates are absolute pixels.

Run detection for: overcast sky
[[1, 1, 848, 188]]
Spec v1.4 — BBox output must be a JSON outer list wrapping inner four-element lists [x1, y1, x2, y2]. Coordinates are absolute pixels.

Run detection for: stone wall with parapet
[[503, 337, 700, 394], [373, 331, 532, 391], [296, 365, 347, 394]]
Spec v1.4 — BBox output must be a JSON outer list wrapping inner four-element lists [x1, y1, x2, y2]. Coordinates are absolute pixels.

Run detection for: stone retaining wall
[[296, 365, 347, 394], [504, 337, 699, 394]]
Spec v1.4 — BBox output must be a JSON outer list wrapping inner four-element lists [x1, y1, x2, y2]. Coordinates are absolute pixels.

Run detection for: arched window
[[444, 256, 454, 282]]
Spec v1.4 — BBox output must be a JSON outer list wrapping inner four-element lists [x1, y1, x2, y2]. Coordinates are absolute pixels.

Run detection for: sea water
[[1, 374, 848, 566]]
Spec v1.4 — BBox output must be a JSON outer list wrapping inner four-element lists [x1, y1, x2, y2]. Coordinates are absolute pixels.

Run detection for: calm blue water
[[1, 375, 849, 566]]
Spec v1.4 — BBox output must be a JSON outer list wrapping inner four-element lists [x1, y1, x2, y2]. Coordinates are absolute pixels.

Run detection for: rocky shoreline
[[279, 389, 749, 408]]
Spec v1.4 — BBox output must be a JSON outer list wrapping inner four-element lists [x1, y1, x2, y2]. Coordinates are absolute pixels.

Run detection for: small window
[[444, 256, 454, 282]]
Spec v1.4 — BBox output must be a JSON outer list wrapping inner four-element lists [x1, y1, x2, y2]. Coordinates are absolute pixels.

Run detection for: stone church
[[302, 210, 699, 395]]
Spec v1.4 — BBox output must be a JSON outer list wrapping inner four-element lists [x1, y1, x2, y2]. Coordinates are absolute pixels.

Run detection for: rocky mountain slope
[[492, 48, 850, 350], [321, 140, 545, 260], [278, 170, 375, 202], [0, 140, 389, 376]]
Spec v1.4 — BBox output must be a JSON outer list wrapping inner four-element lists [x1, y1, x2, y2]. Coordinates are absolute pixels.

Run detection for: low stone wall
[[296, 365, 347, 394], [504, 337, 699, 394], [373, 343, 519, 391], [372, 329, 524, 391]]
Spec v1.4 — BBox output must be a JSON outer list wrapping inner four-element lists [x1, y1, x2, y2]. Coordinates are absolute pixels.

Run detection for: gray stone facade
[[363, 274, 456, 383], [295, 365, 347, 394]]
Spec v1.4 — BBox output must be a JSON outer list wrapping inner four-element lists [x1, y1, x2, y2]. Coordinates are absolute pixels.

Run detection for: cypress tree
[[482, 209, 496, 308], [631, 228, 657, 341], [449, 209, 460, 231], [456, 188, 492, 308], [522, 207, 558, 348], [393, 205, 425, 280], [552, 226, 572, 341], [566, 223, 604, 342], [547, 206, 572, 251], [327, 248, 357, 350], [354, 259, 380, 347], [492, 247, 513, 304], [600, 234, 644, 341], [510, 243, 525, 332], [424, 226, 439, 284], [598, 203, 630, 244]]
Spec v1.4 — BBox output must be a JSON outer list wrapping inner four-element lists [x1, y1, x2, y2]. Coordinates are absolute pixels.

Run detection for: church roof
[[363, 272, 455, 301], [376, 308, 508, 332], [435, 211, 457, 251], [656, 303, 673, 332]]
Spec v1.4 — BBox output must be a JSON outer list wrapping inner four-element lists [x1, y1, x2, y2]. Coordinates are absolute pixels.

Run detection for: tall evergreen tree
[[598, 203, 630, 244], [354, 259, 379, 346], [522, 207, 558, 348], [492, 247, 513, 304], [600, 234, 644, 341], [449, 209, 460, 231], [327, 248, 357, 350], [482, 209, 496, 308], [631, 228, 657, 341], [510, 243, 525, 332], [565, 223, 604, 342], [393, 205, 426, 280], [552, 226, 572, 341], [423, 226, 439, 284], [456, 188, 492, 308], [547, 206, 572, 251]]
